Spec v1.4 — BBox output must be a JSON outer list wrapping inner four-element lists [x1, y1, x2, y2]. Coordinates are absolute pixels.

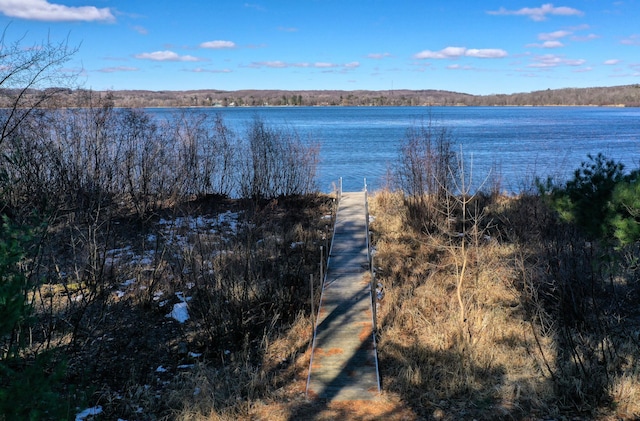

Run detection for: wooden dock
[[306, 191, 381, 401]]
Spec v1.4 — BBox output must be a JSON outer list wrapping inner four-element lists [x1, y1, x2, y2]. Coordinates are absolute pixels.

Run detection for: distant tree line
[[2, 84, 640, 109]]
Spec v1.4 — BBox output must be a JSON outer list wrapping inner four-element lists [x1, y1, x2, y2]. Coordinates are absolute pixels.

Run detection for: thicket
[[370, 127, 640, 419], [1, 103, 318, 219], [0, 31, 324, 420], [0, 105, 322, 418]]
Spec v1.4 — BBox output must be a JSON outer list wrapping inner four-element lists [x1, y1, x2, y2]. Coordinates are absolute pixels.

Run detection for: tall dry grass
[[370, 188, 640, 420]]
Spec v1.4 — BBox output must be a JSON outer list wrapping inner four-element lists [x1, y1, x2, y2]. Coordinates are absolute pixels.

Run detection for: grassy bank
[[369, 189, 640, 420], [4, 186, 640, 420]]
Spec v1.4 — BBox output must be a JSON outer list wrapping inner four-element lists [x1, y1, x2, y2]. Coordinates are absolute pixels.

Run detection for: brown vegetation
[[368, 186, 640, 420], [3, 31, 640, 420]]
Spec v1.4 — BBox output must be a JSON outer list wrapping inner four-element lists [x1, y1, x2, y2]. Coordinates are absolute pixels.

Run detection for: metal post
[[364, 178, 377, 333], [310, 273, 315, 333], [371, 245, 376, 333], [320, 246, 324, 286]]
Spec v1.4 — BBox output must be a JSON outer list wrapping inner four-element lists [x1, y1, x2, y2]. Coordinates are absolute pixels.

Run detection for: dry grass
[[16, 187, 640, 420], [369, 189, 640, 420]]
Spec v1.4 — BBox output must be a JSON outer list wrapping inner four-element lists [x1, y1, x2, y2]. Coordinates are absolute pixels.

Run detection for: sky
[[1, 0, 639, 95]]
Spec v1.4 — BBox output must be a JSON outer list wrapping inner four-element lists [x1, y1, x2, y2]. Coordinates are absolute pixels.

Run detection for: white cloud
[[538, 30, 572, 41], [466, 48, 508, 58], [527, 40, 564, 48], [447, 64, 474, 70], [604, 59, 621, 65], [367, 52, 392, 59], [132, 25, 148, 35], [621, 34, 640, 45], [249, 61, 358, 70], [261, 61, 287, 68], [98, 66, 138, 73], [200, 40, 236, 49], [487, 3, 584, 21], [244, 3, 266, 12], [414, 46, 467, 59], [572, 33, 600, 42], [191, 68, 232, 73], [135, 50, 202, 62], [414, 46, 507, 59], [528, 54, 586, 68], [0, 0, 114, 22]]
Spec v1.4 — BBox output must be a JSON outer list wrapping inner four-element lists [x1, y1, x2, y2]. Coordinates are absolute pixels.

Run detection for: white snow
[[122, 279, 136, 287], [177, 364, 194, 369], [174, 292, 192, 302], [166, 301, 189, 323], [75, 406, 103, 421]]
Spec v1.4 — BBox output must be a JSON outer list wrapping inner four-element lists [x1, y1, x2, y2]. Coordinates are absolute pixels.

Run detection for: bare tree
[[0, 26, 79, 147]]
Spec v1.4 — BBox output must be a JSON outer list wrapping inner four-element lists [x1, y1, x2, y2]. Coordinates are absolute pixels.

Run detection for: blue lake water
[[150, 106, 640, 194]]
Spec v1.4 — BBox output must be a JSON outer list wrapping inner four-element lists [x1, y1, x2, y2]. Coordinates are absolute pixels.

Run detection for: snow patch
[[166, 301, 189, 323], [75, 406, 103, 421], [122, 278, 136, 287]]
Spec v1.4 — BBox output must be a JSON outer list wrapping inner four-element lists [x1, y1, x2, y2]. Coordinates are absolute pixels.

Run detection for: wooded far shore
[[5, 84, 640, 108]]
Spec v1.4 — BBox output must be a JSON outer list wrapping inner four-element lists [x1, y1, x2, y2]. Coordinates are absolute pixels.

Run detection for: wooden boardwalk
[[306, 191, 381, 401]]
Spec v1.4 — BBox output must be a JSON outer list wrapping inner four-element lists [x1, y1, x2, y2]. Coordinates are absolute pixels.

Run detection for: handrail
[[364, 178, 376, 334], [364, 178, 381, 395]]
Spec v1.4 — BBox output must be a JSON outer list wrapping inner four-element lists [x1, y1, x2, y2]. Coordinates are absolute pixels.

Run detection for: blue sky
[[1, 0, 639, 95]]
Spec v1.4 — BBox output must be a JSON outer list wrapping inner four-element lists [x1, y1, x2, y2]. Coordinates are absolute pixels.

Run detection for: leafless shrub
[[169, 111, 238, 200], [238, 116, 319, 200], [394, 118, 456, 233], [115, 108, 171, 217]]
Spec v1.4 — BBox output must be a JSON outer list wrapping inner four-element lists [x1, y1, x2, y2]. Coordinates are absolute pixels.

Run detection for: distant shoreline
[[2, 84, 639, 108]]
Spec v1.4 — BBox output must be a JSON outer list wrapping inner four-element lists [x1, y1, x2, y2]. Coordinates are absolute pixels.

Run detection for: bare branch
[[0, 27, 79, 146]]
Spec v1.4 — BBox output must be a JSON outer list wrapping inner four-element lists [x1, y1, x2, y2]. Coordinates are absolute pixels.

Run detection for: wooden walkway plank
[[306, 191, 381, 401]]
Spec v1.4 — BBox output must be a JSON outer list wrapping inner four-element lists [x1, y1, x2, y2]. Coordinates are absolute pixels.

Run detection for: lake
[[150, 106, 640, 194]]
